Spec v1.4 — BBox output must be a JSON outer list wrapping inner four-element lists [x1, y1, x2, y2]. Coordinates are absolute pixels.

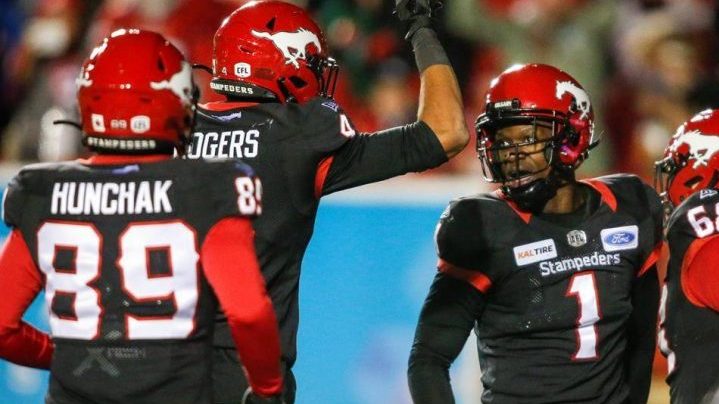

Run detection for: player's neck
[[82, 154, 172, 165], [542, 183, 585, 215]]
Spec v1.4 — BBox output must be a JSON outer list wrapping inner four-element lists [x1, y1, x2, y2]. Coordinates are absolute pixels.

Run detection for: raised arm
[[397, 0, 469, 157]]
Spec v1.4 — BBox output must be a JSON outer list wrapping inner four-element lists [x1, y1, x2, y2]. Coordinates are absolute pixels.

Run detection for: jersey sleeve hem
[[437, 258, 492, 293]]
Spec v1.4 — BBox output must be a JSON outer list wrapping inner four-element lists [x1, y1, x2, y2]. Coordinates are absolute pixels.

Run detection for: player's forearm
[[396, 1, 469, 159], [201, 218, 284, 397], [0, 322, 53, 369], [227, 302, 283, 397], [408, 344, 455, 403], [0, 230, 51, 369], [626, 267, 660, 404], [408, 274, 481, 403], [416, 54, 468, 158]]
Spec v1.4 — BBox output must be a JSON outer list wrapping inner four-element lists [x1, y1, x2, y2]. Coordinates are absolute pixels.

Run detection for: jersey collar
[[79, 154, 171, 166], [496, 179, 618, 224], [579, 179, 617, 212]]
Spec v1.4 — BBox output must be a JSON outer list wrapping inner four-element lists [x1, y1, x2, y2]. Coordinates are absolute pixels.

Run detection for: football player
[[656, 109, 719, 404], [0, 29, 284, 404], [408, 64, 663, 403], [187, 1, 469, 402]]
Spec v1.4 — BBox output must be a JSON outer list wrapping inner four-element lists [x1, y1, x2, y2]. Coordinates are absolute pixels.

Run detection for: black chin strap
[[504, 169, 573, 213]]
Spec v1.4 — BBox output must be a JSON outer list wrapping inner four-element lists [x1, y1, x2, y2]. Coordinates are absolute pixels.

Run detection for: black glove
[[241, 388, 285, 404], [394, 0, 443, 40]]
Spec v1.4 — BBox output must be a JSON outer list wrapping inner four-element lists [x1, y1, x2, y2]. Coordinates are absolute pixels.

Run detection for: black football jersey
[[3, 158, 260, 404], [189, 96, 447, 369], [661, 188, 719, 404], [436, 174, 663, 403]]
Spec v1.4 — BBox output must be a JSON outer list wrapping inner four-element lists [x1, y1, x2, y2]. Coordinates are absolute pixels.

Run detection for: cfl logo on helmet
[[234, 63, 251, 78], [130, 116, 150, 134]]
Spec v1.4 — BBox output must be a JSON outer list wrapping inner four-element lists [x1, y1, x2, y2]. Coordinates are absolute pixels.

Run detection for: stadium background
[[2, 0, 718, 402]]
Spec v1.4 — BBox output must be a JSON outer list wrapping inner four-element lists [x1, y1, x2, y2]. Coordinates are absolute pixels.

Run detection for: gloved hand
[[394, 0, 443, 40], [241, 388, 285, 404]]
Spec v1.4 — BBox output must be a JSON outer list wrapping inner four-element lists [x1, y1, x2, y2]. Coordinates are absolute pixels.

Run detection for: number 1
[[566, 272, 601, 360]]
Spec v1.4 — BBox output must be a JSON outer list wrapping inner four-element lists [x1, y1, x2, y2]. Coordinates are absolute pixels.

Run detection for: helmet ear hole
[[289, 76, 307, 89], [683, 175, 703, 189], [157, 57, 166, 72], [266, 17, 276, 30]]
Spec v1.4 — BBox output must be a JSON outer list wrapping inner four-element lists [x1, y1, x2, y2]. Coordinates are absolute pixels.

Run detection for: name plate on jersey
[[600, 225, 638, 252], [513, 239, 558, 266]]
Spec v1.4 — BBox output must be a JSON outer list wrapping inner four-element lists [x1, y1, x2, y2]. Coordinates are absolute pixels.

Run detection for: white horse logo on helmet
[[251, 28, 321, 69], [669, 128, 719, 168], [556, 80, 591, 119], [150, 61, 194, 106]]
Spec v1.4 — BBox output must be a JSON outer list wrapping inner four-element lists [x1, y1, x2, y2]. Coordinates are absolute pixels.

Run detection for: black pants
[[211, 348, 295, 404]]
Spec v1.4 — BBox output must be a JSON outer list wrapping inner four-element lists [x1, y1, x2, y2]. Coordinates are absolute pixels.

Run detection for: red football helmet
[[475, 63, 596, 184], [656, 109, 719, 208], [211, 0, 337, 103], [77, 29, 196, 154]]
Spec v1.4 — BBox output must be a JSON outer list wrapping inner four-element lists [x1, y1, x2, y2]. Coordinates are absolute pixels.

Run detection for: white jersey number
[[38, 221, 199, 340], [235, 176, 262, 215], [686, 203, 719, 238], [566, 272, 601, 360]]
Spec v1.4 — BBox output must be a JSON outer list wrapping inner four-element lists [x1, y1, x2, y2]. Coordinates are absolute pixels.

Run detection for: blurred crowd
[[1, 0, 718, 181]]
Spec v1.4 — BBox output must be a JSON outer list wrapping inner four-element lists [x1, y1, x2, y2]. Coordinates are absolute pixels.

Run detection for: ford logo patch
[[600, 225, 639, 252], [604, 231, 635, 246]]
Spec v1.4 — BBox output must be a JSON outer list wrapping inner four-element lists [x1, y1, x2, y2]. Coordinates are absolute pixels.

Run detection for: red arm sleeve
[[0, 229, 53, 369], [681, 235, 719, 311], [201, 217, 283, 397]]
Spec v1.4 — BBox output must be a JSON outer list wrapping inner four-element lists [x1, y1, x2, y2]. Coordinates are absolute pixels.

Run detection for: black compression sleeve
[[321, 121, 447, 196], [408, 273, 484, 404], [626, 266, 660, 404]]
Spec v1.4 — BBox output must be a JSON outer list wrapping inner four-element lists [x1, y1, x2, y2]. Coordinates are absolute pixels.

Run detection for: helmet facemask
[[654, 155, 677, 216], [477, 107, 582, 212], [308, 54, 339, 99]]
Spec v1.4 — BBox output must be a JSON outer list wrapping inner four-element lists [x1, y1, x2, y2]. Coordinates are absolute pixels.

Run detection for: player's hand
[[394, 0, 443, 40], [241, 388, 285, 404]]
